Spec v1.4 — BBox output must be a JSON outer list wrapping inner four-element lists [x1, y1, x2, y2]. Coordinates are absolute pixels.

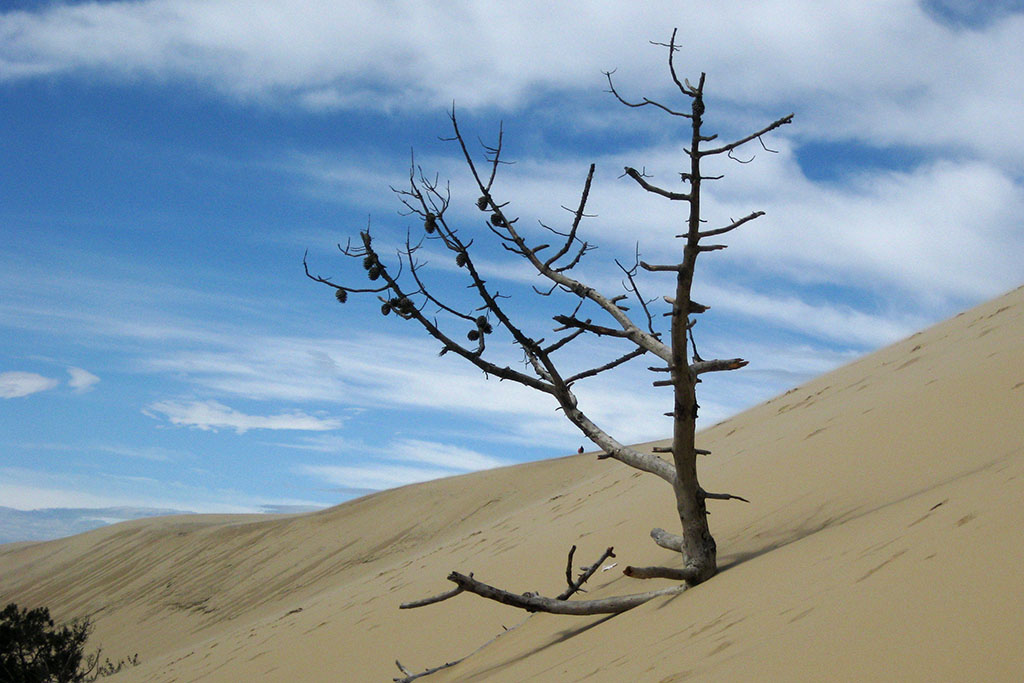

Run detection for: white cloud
[[388, 438, 510, 470], [716, 157, 1024, 305], [0, 371, 58, 398], [0, 482, 151, 510], [702, 285, 925, 348], [145, 399, 343, 433], [269, 434, 354, 453], [0, 467, 320, 515], [3, 1, 1023, 165], [92, 444, 178, 462], [296, 463, 456, 491], [67, 366, 100, 392], [140, 332, 559, 419], [15, 441, 183, 462], [294, 436, 511, 491], [278, 432, 516, 497]]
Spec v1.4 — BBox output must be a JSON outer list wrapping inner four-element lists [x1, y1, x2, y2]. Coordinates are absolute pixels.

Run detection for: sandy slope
[[2, 285, 1022, 682]]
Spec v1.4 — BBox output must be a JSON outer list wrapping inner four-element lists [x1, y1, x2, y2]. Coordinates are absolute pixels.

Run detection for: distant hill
[[0, 504, 327, 544], [0, 506, 193, 544]]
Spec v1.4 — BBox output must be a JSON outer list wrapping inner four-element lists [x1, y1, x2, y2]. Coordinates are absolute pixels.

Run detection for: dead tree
[[307, 30, 792, 615]]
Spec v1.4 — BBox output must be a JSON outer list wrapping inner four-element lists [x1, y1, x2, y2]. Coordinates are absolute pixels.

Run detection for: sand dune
[[2, 285, 1023, 681]]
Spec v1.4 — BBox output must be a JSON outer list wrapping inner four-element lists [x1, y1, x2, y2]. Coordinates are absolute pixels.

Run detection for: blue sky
[[1, 1, 1022, 533]]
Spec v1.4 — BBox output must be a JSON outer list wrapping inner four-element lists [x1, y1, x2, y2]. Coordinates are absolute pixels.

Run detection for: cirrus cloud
[[145, 399, 342, 434]]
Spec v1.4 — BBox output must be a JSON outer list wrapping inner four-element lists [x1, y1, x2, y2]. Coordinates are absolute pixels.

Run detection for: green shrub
[[0, 604, 137, 683]]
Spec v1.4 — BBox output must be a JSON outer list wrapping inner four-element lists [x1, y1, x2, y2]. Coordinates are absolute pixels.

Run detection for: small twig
[[701, 490, 750, 504], [652, 445, 709, 455], [399, 585, 466, 610], [564, 347, 647, 384], [393, 658, 460, 682], [688, 325, 704, 363], [393, 617, 528, 682], [557, 546, 617, 600]]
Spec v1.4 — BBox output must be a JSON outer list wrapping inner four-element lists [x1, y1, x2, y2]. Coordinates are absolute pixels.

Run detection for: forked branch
[[447, 572, 687, 615], [557, 545, 617, 600]]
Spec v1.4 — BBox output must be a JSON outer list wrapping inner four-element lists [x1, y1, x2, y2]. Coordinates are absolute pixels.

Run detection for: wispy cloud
[[388, 438, 510, 470], [296, 463, 457, 492], [145, 399, 343, 434], [67, 366, 100, 392], [0, 466, 323, 518], [294, 436, 512, 492], [0, 371, 58, 398], [14, 441, 183, 463], [91, 444, 180, 462], [701, 285, 925, 348]]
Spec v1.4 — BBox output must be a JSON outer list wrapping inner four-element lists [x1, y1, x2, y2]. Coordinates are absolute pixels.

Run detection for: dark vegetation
[[0, 604, 137, 683]]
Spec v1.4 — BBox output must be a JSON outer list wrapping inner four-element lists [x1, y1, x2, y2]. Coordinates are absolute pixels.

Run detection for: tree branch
[[623, 167, 691, 201], [700, 113, 794, 157], [639, 261, 682, 273], [564, 347, 647, 385], [603, 70, 692, 118], [557, 546, 617, 600], [695, 211, 764, 239], [449, 114, 672, 363], [553, 315, 632, 338], [652, 446, 711, 455], [399, 585, 466, 610], [578, 410, 676, 484], [701, 489, 750, 504], [691, 358, 748, 374], [650, 527, 684, 552], [447, 572, 687, 615], [622, 565, 698, 581], [543, 328, 586, 355], [545, 164, 595, 269]]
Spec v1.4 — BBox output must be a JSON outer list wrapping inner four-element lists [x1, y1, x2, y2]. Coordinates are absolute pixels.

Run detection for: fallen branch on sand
[[401, 544, 689, 619], [446, 571, 688, 615], [395, 543, 691, 680]]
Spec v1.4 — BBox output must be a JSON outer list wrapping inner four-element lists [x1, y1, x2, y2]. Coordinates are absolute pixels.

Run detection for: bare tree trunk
[[668, 74, 717, 585]]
